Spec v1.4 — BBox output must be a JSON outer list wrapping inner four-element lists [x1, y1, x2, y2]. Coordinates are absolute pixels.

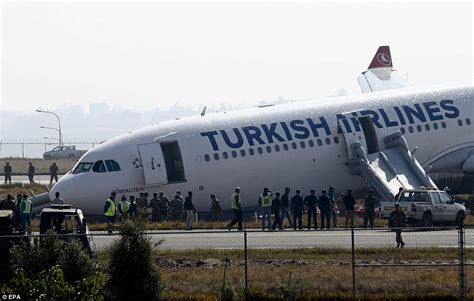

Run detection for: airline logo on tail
[[368, 46, 393, 69]]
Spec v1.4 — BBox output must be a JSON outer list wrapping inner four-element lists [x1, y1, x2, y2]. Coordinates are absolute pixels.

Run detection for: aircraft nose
[[50, 174, 77, 204]]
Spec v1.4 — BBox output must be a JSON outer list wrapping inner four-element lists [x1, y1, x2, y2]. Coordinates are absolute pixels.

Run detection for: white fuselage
[[50, 84, 474, 215]]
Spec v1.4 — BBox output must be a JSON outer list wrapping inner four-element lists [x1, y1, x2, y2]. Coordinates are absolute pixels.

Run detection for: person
[[328, 186, 337, 228], [304, 189, 318, 230], [389, 203, 406, 248], [291, 189, 304, 230], [104, 192, 117, 233], [27, 162, 35, 184], [364, 189, 377, 228], [183, 191, 197, 230], [271, 192, 284, 230], [280, 187, 294, 228], [137, 192, 149, 211], [118, 195, 130, 221], [51, 191, 64, 205], [19, 194, 32, 234], [227, 187, 243, 231], [149, 192, 161, 222], [49, 162, 59, 185], [158, 192, 170, 221], [319, 189, 331, 230], [170, 191, 184, 220], [394, 187, 404, 201], [343, 189, 356, 228], [209, 194, 222, 221], [128, 195, 138, 217], [1, 194, 18, 228], [258, 188, 273, 231], [4, 162, 12, 184]]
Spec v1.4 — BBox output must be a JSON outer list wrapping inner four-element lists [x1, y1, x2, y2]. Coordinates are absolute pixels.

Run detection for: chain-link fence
[[1, 224, 472, 300]]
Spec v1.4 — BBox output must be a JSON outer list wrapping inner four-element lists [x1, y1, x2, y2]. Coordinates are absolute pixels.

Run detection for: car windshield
[[73, 162, 93, 174]]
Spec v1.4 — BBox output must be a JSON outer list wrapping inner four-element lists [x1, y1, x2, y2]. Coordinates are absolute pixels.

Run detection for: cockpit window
[[105, 160, 121, 172], [73, 162, 93, 174], [92, 160, 107, 173]]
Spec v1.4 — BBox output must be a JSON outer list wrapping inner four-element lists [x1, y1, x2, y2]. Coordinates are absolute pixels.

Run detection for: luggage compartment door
[[137, 143, 168, 186]]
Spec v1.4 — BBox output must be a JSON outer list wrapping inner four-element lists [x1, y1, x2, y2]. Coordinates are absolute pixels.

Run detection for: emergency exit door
[[137, 143, 168, 186]]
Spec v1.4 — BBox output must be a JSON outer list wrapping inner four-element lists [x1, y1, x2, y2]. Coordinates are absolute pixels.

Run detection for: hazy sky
[[1, 1, 473, 113]]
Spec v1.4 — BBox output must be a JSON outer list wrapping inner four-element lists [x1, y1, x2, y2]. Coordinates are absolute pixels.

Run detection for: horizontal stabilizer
[[358, 46, 410, 93]]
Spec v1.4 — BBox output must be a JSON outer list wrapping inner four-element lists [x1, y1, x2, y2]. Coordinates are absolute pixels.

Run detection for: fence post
[[351, 224, 356, 301], [244, 226, 248, 300], [459, 218, 466, 301]]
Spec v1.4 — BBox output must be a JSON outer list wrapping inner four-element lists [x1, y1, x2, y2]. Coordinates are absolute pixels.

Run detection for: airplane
[[45, 46, 473, 215]]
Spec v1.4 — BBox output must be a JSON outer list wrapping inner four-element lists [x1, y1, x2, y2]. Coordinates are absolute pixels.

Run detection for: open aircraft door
[[137, 143, 168, 186], [338, 115, 366, 161]]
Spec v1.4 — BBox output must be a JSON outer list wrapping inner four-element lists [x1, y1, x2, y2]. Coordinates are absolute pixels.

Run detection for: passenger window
[[439, 192, 452, 204], [92, 160, 107, 173], [325, 138, 331, 145], [283, 143, 289, 151], [309, 140, 314, 147], [249, 148, 255, 156], [433, 123, 439, 130], [105, 160, 121, 172], [400, 127, 406, 134], [213, 153, 219, 160], [425, 124, 430, 131], [466, 118, 471, 126], [431, 192, 442, 204], [457, 119, 463, 126], [317, 139, 322, 146], [240, 150, 246, 157], [223, 152, 229, 159], [266, 146, 272, 153], [292, 142, 297, 150], [441, 121, 446, 129], [204, 154, 210, 162], [274, 145, 280, 152], [300, 141, 305, 148], [257, 147, 263, 154], [232, 151, 237, 158], [334, 137, 340, 144], [408, 126, 414, 133]]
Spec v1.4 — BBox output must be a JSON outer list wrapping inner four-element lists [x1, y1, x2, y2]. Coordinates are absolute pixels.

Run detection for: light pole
[[36, 109, 62, 146]]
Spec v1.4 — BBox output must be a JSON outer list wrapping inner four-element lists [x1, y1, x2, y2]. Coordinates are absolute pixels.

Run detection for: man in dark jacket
[[27, 162, 35, 184], [389, 203, 406, 248], [4, 162, 12, 184], [280, 187, 294, 228], [184, 191, 197, 230], [364, 190, 377, 228], [271, 192, 284, 230], [49, 162, 59, 185], [304, 189, 318, 230], [319, 189, 331, 229], [343, 189, 356, 228], [291, 190, 304, 230]]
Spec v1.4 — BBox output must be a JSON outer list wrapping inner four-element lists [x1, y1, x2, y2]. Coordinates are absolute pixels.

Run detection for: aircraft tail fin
[[357, 46, 410, 93]]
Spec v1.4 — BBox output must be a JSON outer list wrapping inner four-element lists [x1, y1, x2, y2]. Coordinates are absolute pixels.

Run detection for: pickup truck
[[39, 204, 96, 257], [379, 189, 466, 227], [43, 145, 87, 160]]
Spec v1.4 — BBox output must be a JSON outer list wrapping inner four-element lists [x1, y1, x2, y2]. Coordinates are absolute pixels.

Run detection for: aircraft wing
[[357, 46, 410, 93]]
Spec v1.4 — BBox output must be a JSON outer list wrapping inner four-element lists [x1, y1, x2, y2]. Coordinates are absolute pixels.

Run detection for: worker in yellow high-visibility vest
[[227, 187, 242, 231], [258, 187, 273, 231], [104, 192, 117, 233], [19, 194, 32, 234]]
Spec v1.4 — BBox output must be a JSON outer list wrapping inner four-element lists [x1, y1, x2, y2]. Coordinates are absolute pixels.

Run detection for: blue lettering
[[440, 99, 460, 119], [336, 114, 352, 134], [350, 112, 361, 131], [393, 106, 406, 125], [200, 131, 220, 151], [280, 122, 294, 141], [290, 120, 310, 139], [360, 110, 383, 128], [261, 123, 285, 143], [402, 104, 426, 124], [242, 126, 265, 146], [422, 101, 443, 121], [220, 129, 244, 149], [306, 117, 331, 137], [378, 108, 398, 127]]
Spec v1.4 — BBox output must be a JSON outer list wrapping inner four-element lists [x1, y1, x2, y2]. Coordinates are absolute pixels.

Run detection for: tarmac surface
[[90, 228, 474, 251]]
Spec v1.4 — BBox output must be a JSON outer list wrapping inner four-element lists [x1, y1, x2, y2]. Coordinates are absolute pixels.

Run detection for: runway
[[90, 228, 474, 251]]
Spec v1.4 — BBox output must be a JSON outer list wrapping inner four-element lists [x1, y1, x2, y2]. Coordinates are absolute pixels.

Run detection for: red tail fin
[[368, 46, 392, 69]]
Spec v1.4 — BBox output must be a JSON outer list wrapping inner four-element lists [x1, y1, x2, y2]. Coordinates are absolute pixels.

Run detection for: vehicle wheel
[[455, 211, 465, 226], [44, 155, 51, 160], [419, 212, 432, 228]]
